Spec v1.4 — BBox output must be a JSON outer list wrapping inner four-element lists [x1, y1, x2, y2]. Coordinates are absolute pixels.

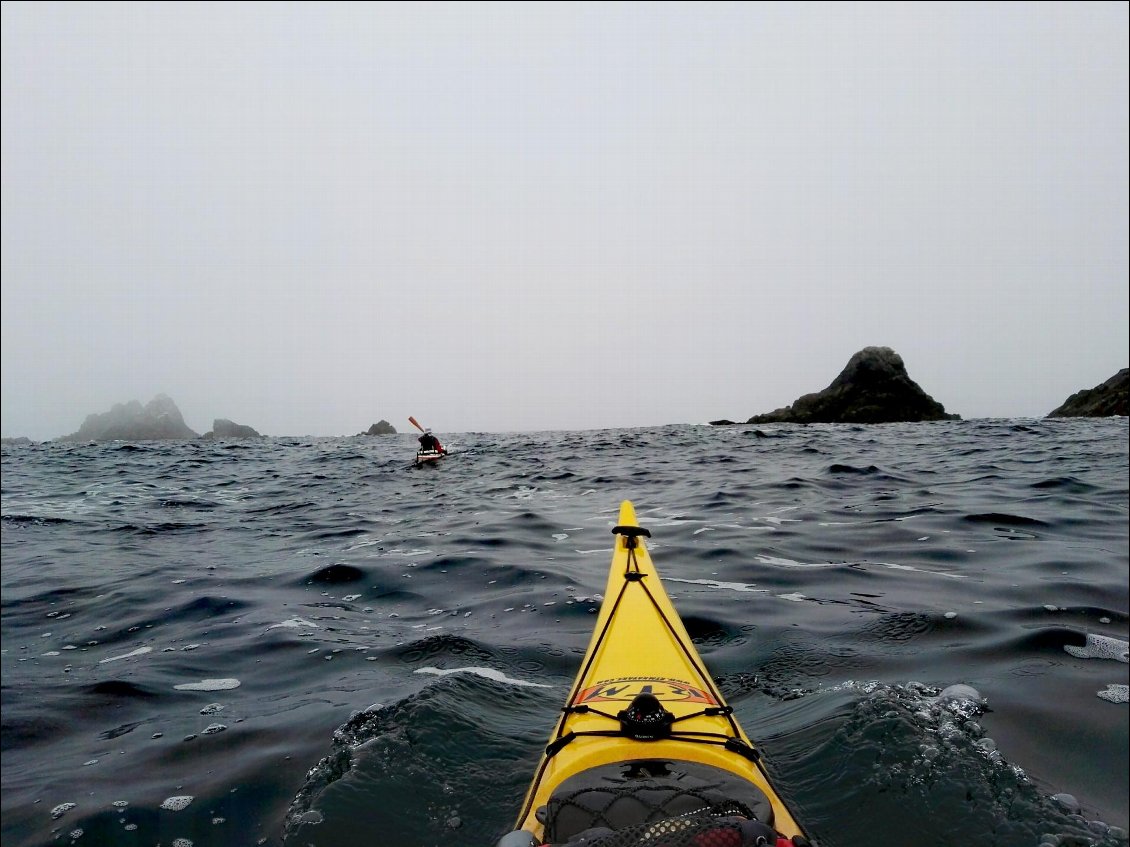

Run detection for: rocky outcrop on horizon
[[201, 419, 263, 439], [58, 394, 200, 442], [1, 437, 34, 446], [360, 420, 397, 435], [735, 347, 960, 425], [1047, 368, 1129, 418]]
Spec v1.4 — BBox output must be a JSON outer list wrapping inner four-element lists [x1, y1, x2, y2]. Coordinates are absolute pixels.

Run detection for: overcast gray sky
[[2, 2, 1127, 440]]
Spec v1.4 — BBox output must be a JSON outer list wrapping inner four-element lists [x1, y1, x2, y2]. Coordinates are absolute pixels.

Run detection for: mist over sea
[[2, 419, 1127, 847]]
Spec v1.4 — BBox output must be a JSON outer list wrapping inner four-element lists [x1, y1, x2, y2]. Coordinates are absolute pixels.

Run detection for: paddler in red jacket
[[417, 429, 446, 454]]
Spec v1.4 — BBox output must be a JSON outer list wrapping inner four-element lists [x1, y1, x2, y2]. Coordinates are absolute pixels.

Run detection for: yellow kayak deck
[[514, 501, 808, 844]]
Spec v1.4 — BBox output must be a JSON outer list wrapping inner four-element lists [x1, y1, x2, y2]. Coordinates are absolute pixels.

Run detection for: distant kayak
[[500, 500, 813, 847], [415, 449, 445, 466]]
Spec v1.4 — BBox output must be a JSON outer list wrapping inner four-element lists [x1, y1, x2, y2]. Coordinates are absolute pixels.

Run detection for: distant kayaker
[[417, 429, 446, 454]]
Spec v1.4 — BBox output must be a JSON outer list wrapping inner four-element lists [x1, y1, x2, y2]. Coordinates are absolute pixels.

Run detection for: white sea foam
[[777, 592, 807, 602], [932, 684, 984, 705], [663, 577, 767, 593], [1064, 633, 1129, 663], [345, 537, 384, 551], [415, 666, 552, 688], [99, 646, 152, 664], [874, 562, 966, 579], [751, 555, 964, 582], [174, 679, 241, 691], [755, 554, 808, 567], [160, 795, 193, 811], [269, 618, 320, 630], [1097, 684, 1128, 704]]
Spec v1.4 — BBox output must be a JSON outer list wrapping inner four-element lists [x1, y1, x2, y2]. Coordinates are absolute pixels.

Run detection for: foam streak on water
[[2, 420, 1127, 847]]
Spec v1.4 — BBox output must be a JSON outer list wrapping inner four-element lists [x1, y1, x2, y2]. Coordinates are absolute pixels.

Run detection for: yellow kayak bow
[[506, 501, 811, 846]]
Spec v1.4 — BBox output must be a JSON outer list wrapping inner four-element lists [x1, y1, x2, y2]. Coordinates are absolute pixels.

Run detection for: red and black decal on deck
[[576, 676, 717, 705]]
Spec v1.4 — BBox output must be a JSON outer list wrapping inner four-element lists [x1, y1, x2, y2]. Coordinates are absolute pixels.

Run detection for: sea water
[[2, 419, 1127, 847]]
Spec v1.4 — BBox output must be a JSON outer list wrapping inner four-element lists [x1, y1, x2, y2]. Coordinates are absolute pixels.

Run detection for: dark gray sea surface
[[2, 420, 1127, 847]]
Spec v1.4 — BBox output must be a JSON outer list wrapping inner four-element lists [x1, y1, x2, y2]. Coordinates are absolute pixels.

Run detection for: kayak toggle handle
[[612, 525, 651, 549]]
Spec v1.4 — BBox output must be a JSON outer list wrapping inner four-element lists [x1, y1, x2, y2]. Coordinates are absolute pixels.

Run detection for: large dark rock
[[59, 394, 199, 442], [746, 347, 960, 424], [202, 419, 262, 439], [1047, 369, 1129, 418], [361, 420, 397, 435]]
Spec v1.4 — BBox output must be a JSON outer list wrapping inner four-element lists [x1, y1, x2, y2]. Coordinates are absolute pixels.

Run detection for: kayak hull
[[511, 501, 809, 844], [415, 449, 445, 465]]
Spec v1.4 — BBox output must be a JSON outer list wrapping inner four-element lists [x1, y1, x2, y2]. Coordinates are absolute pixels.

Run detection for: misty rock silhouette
[[361, 420, 397, 435], [202, 419, 263, 439], [739, 346, 960, 424], [1048, 368, 1129, 417], [58, 394, 199, 442]]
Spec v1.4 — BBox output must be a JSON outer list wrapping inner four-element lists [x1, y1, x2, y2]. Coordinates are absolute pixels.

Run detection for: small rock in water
[[160, 795, 194, 811], [51, 803, 76, 819]]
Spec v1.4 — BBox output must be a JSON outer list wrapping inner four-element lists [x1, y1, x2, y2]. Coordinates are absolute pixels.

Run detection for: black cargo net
[[544, 781, 765, 843], [551, 810, 777, 847]]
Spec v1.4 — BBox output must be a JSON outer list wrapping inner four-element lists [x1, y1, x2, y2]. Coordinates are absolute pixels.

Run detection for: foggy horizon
[[3, 3, 1128, 442], [3, 353, 1126, 442]]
